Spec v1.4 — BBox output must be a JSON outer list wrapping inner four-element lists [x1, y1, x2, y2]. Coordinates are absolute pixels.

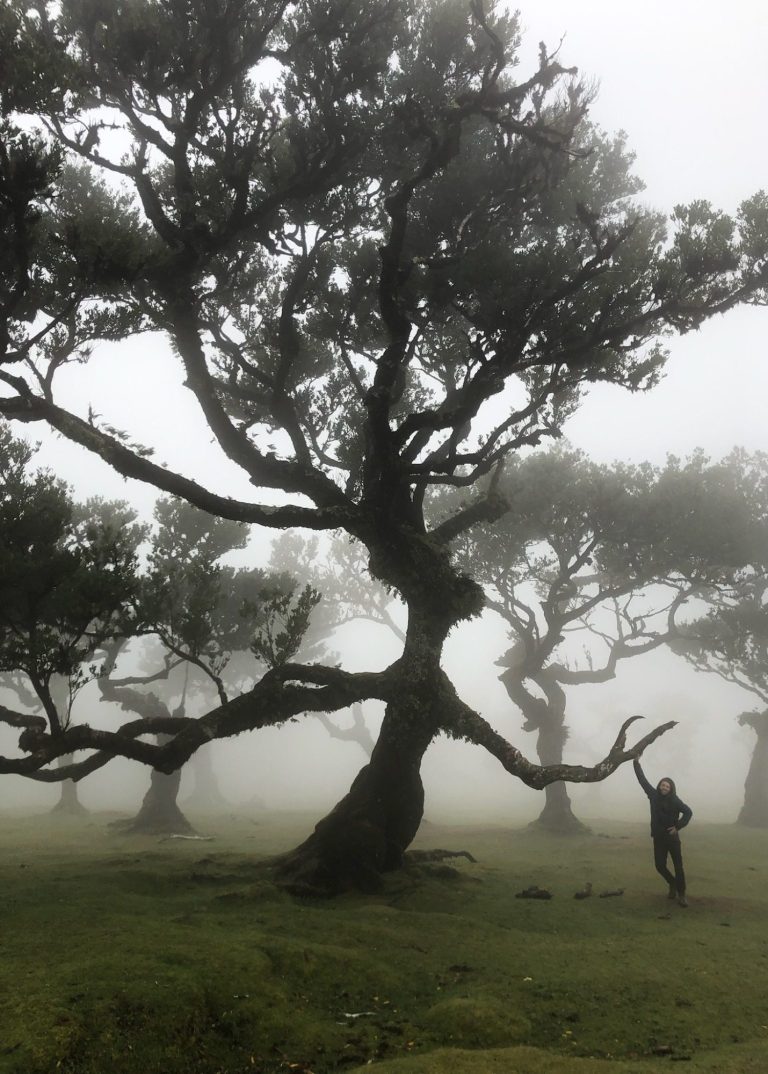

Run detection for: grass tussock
[[0, 812, 767, 1074]]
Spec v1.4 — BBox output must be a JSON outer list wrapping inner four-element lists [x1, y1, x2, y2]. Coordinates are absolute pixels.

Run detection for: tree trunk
[[183, 743, 229, 813], [530, 719, 590, 835], [115, 737, 195, 835], [50, 754, 88, 816], [276, 521, 485, 894], [277, 570, 463, 896], [115, 766, 195, 835], [277, 700, 435, 894], [738, 715, 768, 827], [499, 666, 589, 835]]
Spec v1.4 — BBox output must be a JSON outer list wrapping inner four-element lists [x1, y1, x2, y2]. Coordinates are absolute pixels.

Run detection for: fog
[[2, 1, 767, 834], [1, 604, 756, 829]]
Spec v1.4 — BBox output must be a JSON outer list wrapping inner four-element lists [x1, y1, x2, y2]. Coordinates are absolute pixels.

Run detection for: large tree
[[1, 0, 767, 891], [451, 447, 768, 832]]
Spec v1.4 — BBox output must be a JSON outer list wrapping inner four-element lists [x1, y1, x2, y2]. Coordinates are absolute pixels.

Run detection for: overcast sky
[[524, 1, 768, 466]]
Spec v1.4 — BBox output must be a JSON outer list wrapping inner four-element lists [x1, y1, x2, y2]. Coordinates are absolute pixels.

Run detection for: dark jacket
[[633, 760, 693, 838]]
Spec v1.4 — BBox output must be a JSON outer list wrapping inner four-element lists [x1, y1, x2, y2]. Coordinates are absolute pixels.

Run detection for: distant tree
[[49, 676, 88, 815], [183, 737, 231, 814], [97, 644, 195, 835], [450, 448, 768, 832], [671, 576, 768, 826], [97, 497, 291, 834], [2, 0, 768, 891], [0, 431, 298, 830]]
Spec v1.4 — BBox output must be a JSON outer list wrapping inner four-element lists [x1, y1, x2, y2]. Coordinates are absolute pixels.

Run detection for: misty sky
[[528, 1, 768, 466]]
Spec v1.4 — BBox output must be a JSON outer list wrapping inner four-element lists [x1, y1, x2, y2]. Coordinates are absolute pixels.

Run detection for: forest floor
[[0, 811, 766, 1074]]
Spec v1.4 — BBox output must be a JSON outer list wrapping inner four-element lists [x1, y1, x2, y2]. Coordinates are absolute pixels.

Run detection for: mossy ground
[[1, 811, 766, 1074]]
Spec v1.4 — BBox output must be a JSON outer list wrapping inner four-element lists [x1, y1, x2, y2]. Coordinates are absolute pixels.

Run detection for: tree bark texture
[[277, 708, 433, 894]]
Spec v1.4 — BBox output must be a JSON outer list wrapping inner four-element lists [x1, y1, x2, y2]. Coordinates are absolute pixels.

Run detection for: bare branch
[[0, 387, 355, 531]]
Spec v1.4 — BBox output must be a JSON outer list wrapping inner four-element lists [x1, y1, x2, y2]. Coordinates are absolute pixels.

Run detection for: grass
[[1, 811, 767, 1074]]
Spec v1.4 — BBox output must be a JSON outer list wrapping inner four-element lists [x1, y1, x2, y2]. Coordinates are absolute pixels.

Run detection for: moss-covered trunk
[[277, 704, 436, 894]]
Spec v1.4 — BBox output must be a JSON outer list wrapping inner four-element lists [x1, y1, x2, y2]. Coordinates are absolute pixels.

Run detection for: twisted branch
[[2, 662, 395, 781], [444, 687, 676, 789]]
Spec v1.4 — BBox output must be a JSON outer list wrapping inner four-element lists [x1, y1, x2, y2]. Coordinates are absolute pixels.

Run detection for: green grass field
[[1, 811, 767, 1074]]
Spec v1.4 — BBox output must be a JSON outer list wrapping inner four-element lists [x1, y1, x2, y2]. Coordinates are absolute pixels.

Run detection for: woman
[[633, 758, 693, 907]]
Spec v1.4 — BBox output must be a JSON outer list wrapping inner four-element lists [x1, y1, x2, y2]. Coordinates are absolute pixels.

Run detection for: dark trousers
[[652, 832, 686, 894]]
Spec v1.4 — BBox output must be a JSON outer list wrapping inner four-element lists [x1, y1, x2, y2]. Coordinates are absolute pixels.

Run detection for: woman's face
[[658, 780, 672, 796]]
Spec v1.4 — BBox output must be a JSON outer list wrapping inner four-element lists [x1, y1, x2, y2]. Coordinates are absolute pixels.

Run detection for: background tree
[[183, 737, 231, 814], [49, 676, 87, 814], [450, 447, 768, 832], [1, 0, 767, 891], [672, 574, 768, 826], [97, 497, 292, 834], [0, 434, 297, 832]]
